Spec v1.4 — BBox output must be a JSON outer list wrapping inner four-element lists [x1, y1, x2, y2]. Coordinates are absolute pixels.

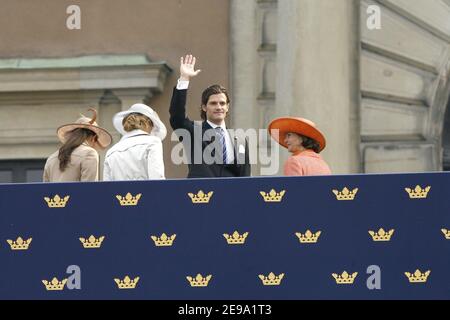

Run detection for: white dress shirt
[[103, 129, 165, 181], [206, 120, 235, 164], [177, 79, 190, 90], [177, 79, 235, 164]]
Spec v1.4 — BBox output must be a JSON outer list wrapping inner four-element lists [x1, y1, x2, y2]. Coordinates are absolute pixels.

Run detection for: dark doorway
[[0, 160, 46, 183], [443, 95, 450, 171]]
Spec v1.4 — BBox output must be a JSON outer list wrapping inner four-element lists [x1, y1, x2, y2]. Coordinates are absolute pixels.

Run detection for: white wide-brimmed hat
[[113, 103, 167, 140], [57, 108, 112, 149]]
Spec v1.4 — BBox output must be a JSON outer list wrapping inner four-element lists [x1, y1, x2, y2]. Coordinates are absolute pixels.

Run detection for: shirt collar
[[293, 149, 321, 158], [206, 120, 227, 131], [121, 129, 149, 140]]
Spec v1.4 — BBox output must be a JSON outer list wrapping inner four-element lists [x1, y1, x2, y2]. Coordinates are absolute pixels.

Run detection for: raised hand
[[180, 54, 201, 81]]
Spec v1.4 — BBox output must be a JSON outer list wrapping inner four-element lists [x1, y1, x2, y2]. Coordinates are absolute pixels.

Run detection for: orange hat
[[268, 117, 326, 152]]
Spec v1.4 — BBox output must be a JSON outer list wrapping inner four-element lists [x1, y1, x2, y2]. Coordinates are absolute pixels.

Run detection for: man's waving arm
[[169, 54, 202, 131]]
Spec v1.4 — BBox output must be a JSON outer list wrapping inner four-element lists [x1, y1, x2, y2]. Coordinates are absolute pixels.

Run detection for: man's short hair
[[200, 85, 230, 120]]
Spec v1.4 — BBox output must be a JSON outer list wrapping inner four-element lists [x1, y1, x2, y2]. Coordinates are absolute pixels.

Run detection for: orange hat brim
[[268, 117, 326, 152]]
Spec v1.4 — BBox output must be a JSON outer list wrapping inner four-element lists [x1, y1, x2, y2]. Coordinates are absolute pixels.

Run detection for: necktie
[[215, 127, 228, 165]]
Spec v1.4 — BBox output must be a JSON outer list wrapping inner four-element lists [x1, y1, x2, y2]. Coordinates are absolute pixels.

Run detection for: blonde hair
[[122, 113, 153, 132]]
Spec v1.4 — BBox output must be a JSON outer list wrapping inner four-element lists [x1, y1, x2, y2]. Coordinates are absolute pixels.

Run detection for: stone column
[[276, 0, 361, 174]]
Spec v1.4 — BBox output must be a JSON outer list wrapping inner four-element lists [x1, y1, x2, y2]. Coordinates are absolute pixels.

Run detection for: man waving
[[169, 54, 251, 178]]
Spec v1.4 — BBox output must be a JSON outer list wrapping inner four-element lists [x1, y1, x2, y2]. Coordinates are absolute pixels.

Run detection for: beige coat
[[43, 144, 99, 182]]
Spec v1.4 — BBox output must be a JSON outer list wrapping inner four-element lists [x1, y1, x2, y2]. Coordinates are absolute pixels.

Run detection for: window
[[0, 160, 46, 183]]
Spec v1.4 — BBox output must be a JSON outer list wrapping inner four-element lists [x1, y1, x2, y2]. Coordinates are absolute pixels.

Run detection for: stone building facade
[[0, 0, 449, 182]]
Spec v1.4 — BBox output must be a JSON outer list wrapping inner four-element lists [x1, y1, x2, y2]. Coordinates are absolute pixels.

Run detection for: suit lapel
[[201, 121, 215, 149], [202, 120, 213, 131], [202, 121, 239, 166]]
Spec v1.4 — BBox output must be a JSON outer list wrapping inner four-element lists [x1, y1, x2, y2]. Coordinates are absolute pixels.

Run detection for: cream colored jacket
[[43, 144, 99, 182]]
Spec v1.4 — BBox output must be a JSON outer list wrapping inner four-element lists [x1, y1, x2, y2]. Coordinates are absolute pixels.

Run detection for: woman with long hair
[[43, 108, 112, 182]]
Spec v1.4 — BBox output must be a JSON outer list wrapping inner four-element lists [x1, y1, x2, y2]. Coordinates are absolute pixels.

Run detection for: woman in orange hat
[[268, 117, 331, 176], [43, 108, 112, 182]]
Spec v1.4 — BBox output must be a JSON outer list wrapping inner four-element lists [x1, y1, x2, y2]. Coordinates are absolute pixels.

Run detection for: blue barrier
[[1, 172, 449, 299]]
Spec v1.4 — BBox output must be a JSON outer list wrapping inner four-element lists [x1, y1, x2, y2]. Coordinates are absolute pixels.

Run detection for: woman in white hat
[[43, 108, 112, 182], [103, 103, 167, 181], [268, 117, 331, 176]]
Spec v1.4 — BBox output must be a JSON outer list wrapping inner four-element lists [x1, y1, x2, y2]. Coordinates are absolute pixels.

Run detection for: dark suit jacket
[[169, 88, 251, 178]]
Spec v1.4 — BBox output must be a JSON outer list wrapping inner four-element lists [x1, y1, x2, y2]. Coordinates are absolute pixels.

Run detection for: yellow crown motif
[[187, 191, 214, 204], [79, 235, 105, 249], [295, 230, 321, 244], [186, 274, 212, 287], [114, 276, 140, 289], [405, 270, 431, 283], [258, 272, 285, 286], [441, 229, 450, 240], [368, 228, 395, 242], [42, 277, 67, 291], [332, 271, 358, 284], [332, 188, 358, 201], [405, 186, 431, 199], [260, 189, 286, 202], [223, 231, 249, 245], [7, 237, 32, 250], [44, 195, 70, 208], [151, 233, 176, 246], [116, 193, 142, 206]]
